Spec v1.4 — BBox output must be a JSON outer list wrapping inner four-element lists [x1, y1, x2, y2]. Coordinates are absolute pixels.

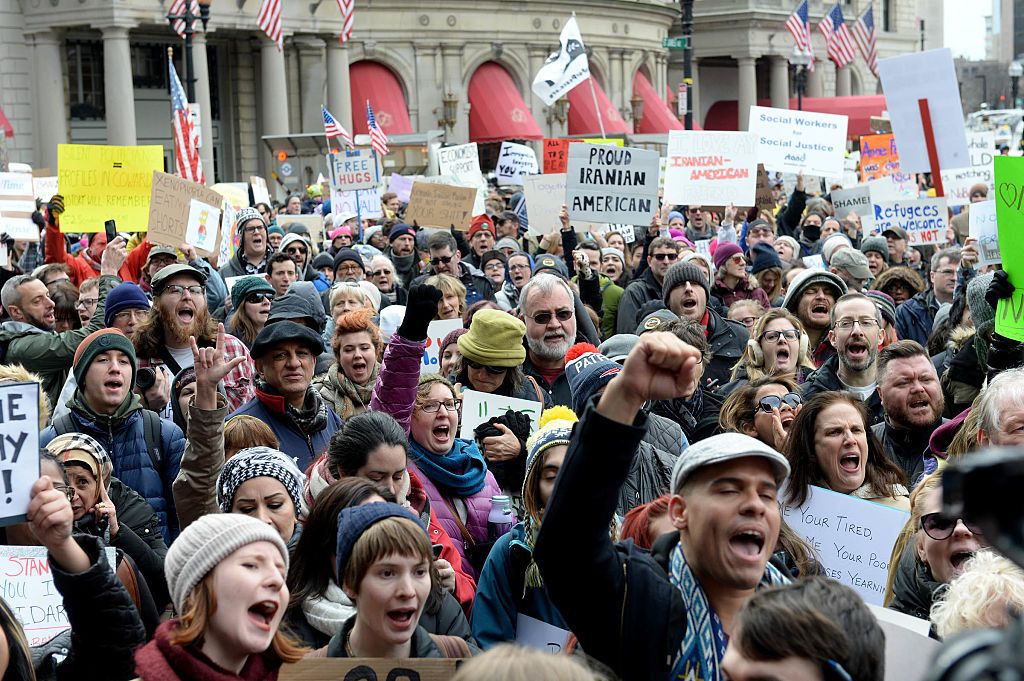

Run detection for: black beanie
[[662, 262, 711, 306], [332, 248, 364, 276]]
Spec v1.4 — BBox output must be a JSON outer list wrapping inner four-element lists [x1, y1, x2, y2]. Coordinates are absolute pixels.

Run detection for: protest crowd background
[[2, 0, 1024, 679]]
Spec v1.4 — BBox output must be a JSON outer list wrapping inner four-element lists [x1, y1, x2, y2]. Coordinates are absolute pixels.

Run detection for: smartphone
[[104, 219, 117, 244], [431, 544, 443, 559]]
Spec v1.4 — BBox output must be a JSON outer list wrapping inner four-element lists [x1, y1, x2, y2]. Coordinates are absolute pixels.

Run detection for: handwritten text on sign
[[57, 144, 164, 233], [871, 197, 948, 246], [993, 156, 1024, 341], [405, 182, 477, 231], [496, 142, 539, 185], [782, 485, 908, 605], [662, 130, 758, 206], [859, 134, 901, 182], [940, 131, 995, 207], [329, 149, 379, 193], [749, 105, 848, 178], [459, 390, 540, 439], [830, 185, 875, 235], [437, 143, 482, 179], [421, 319, 463, 376], [0, 382, 39, 527], [968, 199, 1000, 267], [565, 144, 659, 225], [148, 172, 225, 257]]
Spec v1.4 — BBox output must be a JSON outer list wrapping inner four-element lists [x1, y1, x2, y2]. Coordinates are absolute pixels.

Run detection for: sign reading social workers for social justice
[[58, 144, 164, 233], [0, 382, 39, 527], [748, 105, 848, 178], [872, 197, 948, 246], [782, 485, 908, 605], [565, 144, 659, 225], [662, 130, 758, 206]]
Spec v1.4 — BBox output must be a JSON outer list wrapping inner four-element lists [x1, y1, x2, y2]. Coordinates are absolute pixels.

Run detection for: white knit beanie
[[165, 513, 289, 613]]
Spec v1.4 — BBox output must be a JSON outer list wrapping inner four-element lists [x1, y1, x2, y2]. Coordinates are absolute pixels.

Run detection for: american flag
[[322, 105, 353, 148], [512, 193, 529, 234], [167, 0, 200, 39], [785, 0, 816, 72], [169, 55, 204, 184], [367, 101, 389, 156], [337, 0, 354, 43], [818, 2, 857, 68], [852, 3, 879, 77], [257, 0, 282, 51]]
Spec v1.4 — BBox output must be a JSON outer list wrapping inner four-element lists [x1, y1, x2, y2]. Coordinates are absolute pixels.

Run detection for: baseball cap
[[671, 432, 790, 492], [830, 248, 873, 281], [881, 226, 908, 240], [150, 263, 207, 294]]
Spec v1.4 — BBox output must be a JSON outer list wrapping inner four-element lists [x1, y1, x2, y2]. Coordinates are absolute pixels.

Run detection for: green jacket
[[599, 275, 624, 340]]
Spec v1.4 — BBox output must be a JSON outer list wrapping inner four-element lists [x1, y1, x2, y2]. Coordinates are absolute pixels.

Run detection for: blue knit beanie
[[104, 282, 150, 326], [564, 343, 622, 415], [335, 503, 424, 583], [667, 210, 685, 223]]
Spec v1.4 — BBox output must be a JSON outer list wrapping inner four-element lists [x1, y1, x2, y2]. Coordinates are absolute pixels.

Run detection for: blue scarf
[[408, 437, 488, 497], [667, 542, 789, 681]]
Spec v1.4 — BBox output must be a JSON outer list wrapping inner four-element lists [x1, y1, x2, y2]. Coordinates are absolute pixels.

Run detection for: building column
[[261, 38, 289, 136], [294, 36, 326, 134], [101, 25, 137, 145], [835, 64, 851, 97], [191, 31, 215, 184], [608, 49, 625, 114], [30, 30, 67, 171], [441, 45, 467, 143], [737, 56, 757, 131], [412, 42, 439, 135], [806, 59, 823, 97], [770, 55, 789, 109], [325, 41, 352, 134]]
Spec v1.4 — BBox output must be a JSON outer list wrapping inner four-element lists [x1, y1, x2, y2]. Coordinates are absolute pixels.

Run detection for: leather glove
[[397, 284, 443, 341], [986, 269, 1014, 312], [47, 194, 65, 227]]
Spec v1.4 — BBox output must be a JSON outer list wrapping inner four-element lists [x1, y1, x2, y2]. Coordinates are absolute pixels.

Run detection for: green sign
[[662, 37, 689, 50], [994, 156, 1024, 340]]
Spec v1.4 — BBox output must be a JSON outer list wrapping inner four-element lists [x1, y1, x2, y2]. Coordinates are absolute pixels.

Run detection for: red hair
[[620, 495, 671, 550]]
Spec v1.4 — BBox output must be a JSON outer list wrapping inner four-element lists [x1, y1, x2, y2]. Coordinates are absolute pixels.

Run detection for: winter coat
[[521, 355, 572, 408], [895, 289, 940, 347], [652, 387, 724, 445], [135, 620, 284, 680], [40, 394, 185, 544], [872, 417, 945, 489], [172, 395, 228, 531], [889, 539, 943, 626], [616, 268, 663, 335], [228, 390, 341, 473], [801, 355, 885, 426], [471, 522, 569, 650], [44, 221, 100, 287], [704, 308, 750, 390], [711, 274, 771, 310], [326, 616, 445, 659], [412, 261, 495, 306], [618, 439, 677, 516], [941, 327, 984, 418], [218, 243, 269, 278], [599, 276, 624, 340], [312, 364, 374, 420], [645, 409, 689, 455]]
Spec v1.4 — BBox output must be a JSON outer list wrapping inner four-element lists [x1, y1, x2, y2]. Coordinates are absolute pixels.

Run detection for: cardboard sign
[[994, 156, 1024, 340], [279, 658, 459, 681], [31, 176, 58, 203], [277, 215, 325, 247], [405, 182, 476, 231], [148, 172, 224, 257], [749, 105, 848, 178], [388, 173, 413, 203], [940, 131, 995, 207], [57, 144, 163, 232], [566, 144, 659, 225], [968, 200, 1000, 267], [878, 48, 970, 174], [418, 175, 486, 217], [459, 389, 541, 438], [422, 319, 463, 375], [872, 197, 948, 246], [831, 185, 875, 235], [0, 382, 39, 527], [859, 134, 901, 182], [185, 199, 221, 254], [0, 173, 39, 242], [662, 130, 758, 206], [782, 485, 908, 605], [755, 164, 774, 212], [329, 149, 380, 193], [521, 173, 601, 236], [496, 142, 539, 185], [249, 176, 271, 207]]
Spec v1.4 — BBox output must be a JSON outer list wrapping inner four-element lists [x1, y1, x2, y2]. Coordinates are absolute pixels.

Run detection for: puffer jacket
[[644, 409, 688, 455], [40, 395, 184, 544], [889, 539, 943, 628], [618, 440, 676, 517], [711, 274, 771, 310]]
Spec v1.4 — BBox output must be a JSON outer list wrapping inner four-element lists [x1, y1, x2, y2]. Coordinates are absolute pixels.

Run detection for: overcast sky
[[944, 0, 988, 60]]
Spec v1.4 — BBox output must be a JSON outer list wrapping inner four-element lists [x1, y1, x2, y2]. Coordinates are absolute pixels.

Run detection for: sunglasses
[[920, 512, 982, 540], [245, 292, 274, 304], [652, 252, 679, 262], [370, 269, 391, 277], [754, 392, 802, 414], [529, 309, 573, 325], [465, 358, 507, 375], [430, 255, 454, 267]]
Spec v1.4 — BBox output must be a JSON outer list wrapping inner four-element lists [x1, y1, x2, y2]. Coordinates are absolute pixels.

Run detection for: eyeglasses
[[484, 262, 505, 272], [728, 255, 747, 265], [465, 358, 507, 375], [370, 269, 391, 278], [245, 292, 274, 304], [652, 252, 679, 262], [508, 263, 530, 272], [430, 255, 454, 267], [834, 318, 879, 330], [113, 309, 148, 322], [529, 309, 573, 325], [761, 329, 800, 343], [242, 224, 267, 234], [74, 297, 99, 309], [920, 512, 982, 540], [754, 392, 802, 414], [687, 207, 701, 213], [53, 483, 75, 502], [736, 316, 757, 327], [420, 399, 462, 413], [161, 284, 205, 297]]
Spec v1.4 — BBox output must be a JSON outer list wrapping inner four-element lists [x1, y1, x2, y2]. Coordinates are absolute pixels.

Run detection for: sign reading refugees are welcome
[[662, 130, 757, 206], [565, 143, 659, 224], [748, 105, 848, 177], [871, 197, 948, 246]]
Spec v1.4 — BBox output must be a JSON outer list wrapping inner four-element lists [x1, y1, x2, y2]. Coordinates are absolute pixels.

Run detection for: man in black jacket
[[535, 332, 791, 681], [616, 236, 681, 334], [413, 230, 495, 306]]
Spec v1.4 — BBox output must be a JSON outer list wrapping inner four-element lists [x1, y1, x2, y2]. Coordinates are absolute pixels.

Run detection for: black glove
[[31, 210, 45, 230], [397, 284, 443, 341], [986, 269, 1014, 312], [450, 227, 470, 258], [46, 194, 65, 227], [988, 331, 1024, 382], [499, 409, 533, 443]]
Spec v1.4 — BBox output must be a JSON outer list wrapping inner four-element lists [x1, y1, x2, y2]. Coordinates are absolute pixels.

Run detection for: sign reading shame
[[565, 143, 659, 224], [831, 185, 875, 234], [0, 382, 39, 527], [782, 485, 908, 605]]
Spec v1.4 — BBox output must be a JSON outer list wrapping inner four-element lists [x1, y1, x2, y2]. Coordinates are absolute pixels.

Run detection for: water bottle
[[488, 495, 513, 541]]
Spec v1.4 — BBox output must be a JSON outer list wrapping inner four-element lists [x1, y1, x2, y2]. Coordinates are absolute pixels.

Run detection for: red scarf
[[134, 621, 282, 681]]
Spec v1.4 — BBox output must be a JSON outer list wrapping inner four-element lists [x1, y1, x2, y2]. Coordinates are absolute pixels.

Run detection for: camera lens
[[137, 368, 156, 391]]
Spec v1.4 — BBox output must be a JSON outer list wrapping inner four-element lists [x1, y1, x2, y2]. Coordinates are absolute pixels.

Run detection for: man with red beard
[[781, 269, 847, 366], [801, 292, 885, 425], [872, 341, 946, 487], [132, 264, 254, 412]]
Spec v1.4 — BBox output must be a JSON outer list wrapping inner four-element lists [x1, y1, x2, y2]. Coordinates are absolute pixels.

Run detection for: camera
[[136, 367, 156, 392]]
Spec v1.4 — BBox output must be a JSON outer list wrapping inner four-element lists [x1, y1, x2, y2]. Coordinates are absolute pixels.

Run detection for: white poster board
[[939, 131, 995, 207], [330, 186, 383, 221], [185, 198, 221, 254], [782, 485, 908, 605], [968, 199, 1001, 266], [515, 613, 572, 653], [877, 48, 970, 173], [867, 173, 918, 204], [249, 176, 271, 207], [565, 144, 659, 225], [31, 176, 58, 203], [329, 149, 380, 194], [459, 389, 541, 439], [830, 185, 875, 235], [871, 197, 948, 246], [436, 143, 488, 215], [0, 173, 39, 242], [388, 173, 413, 203], [748, 105, 848, 177], [0, 382, 39, 527], [662, 130, 758, 206], [496, 142, 539, 185], [522, 174, 602, 236], [421, 319, 463, 376]]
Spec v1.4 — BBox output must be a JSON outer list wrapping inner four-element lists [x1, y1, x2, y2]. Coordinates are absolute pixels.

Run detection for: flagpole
[[587, 79, 606, 139]]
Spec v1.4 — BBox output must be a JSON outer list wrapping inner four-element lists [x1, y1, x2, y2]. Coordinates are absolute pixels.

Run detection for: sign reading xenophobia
[[565, 143, 659, 224]]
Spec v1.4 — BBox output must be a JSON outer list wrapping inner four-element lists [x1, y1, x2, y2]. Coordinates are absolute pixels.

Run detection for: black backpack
[[50, 409, 163, 473]]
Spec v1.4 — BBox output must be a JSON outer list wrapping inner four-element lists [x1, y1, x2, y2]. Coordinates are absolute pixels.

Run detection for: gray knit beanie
[[967, 272, 995, 333], [860, 236, 890, 263], [782, 269, 848, 312], [165, 513, 289, 613], [662, 262, 711, 306], [600, 247, 625, 270]]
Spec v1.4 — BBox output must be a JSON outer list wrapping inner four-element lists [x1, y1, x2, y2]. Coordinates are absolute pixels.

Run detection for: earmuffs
[[747, 329, 809, 367]]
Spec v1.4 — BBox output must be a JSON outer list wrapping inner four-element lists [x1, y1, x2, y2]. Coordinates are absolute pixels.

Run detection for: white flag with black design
[[532, 15, 590, 106]]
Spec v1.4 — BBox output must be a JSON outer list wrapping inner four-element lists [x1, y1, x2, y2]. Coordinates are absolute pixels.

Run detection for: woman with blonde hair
[[719, 374, 802, 450], [724, 309, 815, 392], [329, 283, 373, 321], [424, 273, 467, 321], [930, 550, 1024, 639]]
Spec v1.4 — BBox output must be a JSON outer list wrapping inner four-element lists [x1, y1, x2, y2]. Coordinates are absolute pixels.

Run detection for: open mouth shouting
[[810, 300, 831, 322], [844, 340, 869, 364], [248, 600, 279, 632], [176, 304, 196, 326], [728, 527, 767, 564], [431, 423, 451, 449], [387, 607, 418, 633], [773, 346, 792, 369]]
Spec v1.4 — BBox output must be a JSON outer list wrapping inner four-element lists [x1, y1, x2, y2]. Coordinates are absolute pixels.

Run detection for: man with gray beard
[[519, 273, 577, 406]]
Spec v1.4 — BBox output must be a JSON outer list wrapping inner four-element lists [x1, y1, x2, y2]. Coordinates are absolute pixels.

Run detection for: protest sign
[[782, 485, 908, 605], [968, 199, 1000, 267], [755, 164, 774, 212], [405, 182, 476, 231], [867, 173, 918, 204], [662, 130, 758, 206], [0, 381, 39, 526], [148, 172, 224, 256], [748, 105, 848, 177], [218, 201, 238, 268], [516, 613, 572, 653], [542, 138, 623, 174], [279, 658, 458, 681], [249, 176, 271, 206], [0, 172, 39, 241], [210, 182, 250, 210], [277, 215, 324, 247], [418, 174, 486, 216], [868, 605, 940, 681], [521, 174, 601, 236], [566, 144, 659, 225], [57, 144, 163, 232], [388, 173, 413, 203], [994, 157, 1024, 340], [940, 131, 995, 207], [185, 199, 221, 254], [331, 186, 383, 222], [460, 389, 541, 439], [31, 176, 58, 203], [329, 149, 380, 193], [831, 185, 875, 235], [0, 545, 116, 646], [871, 197, 948, 246], [496, 142, 539, 185], [859, 134, 901, 182], [422, 319, 463, 375], [802, 254, 826, 270], [437, 143, 482, 179], [878, 48, 969, 174]]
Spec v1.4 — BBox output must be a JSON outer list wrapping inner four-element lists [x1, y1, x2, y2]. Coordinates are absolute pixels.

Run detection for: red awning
[[349, 61, 413, 135], [665, 85, 703, 131], [632, 73, 683, 134], [468, 62, 543, 142], [703, 96, 887, 139], [567, 79, 629, 136], [0, 106, 12, 138]]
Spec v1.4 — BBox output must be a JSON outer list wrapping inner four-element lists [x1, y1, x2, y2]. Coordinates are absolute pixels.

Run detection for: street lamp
[[437, 92, 459, 141], [789, 45, 811, 111], [544, 97, 569, 126], [630, 94, 645, 133], [1009, 61, 1023, 109], [166, 0, 213, 101]]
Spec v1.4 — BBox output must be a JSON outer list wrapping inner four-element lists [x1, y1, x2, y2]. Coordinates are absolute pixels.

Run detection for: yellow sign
[[581, 137, 625, 147], [57, 144, 164, 233]]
